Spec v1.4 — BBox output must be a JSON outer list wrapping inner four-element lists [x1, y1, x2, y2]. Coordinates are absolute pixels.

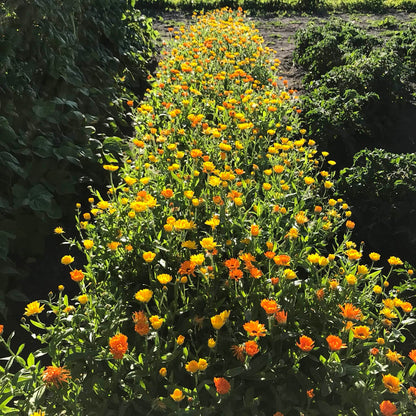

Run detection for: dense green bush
[[337, 149, 416, 261], [0, 0, 158, 316], [293, 18, 415, 162]]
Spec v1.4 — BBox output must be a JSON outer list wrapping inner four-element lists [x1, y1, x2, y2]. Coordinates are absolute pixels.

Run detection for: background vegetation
[[0, 0, 158, 317]]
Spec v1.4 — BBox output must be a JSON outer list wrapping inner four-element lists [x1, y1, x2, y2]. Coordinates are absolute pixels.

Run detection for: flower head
[[243, 320, 267, 337], [135, 289, 153, 303], [260, 299, 279, 315], [244, 340, 259, 356], [326, 335, 346, 352], [352, 326, 371, 340], [109, 333, 128, 359], [24, 301, 45, 316], [61, 255, 74, 265], [382, 374, 401, 394], [170, 388, 184, 402], [379, 400, 397, 416], [296, 335, 314, 352], [70, 269, 84, 282], [42, 365, 70, 388], [214, 377, 231, 394]]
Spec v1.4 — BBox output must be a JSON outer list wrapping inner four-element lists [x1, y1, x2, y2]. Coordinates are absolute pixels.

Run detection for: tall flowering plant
[[1, 7, 415, 416]]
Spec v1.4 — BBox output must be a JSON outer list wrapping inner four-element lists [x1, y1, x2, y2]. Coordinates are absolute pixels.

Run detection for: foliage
[[0, 0, 158, 315], [337, 149, 416, 261], [1, 8, 415, 416], [293, 18, 415, 162]]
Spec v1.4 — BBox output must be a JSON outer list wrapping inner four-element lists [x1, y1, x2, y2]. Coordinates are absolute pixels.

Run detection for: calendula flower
[[0, 324, 3, 335], [190, 253, 205, 265], [339, 303, 362, 320], [61, 255, 74, 265], [135, 289, 153, 303], [211, 314, 225, 330], [379, 400, 397, 416], [143, 251, 156, 262], [260, 299, 279, 315], [70, 269, 84, 282], [385, 349, 403, 366], [208, 338, 216, 348], [275, 310, 287, 325], [109, 333, 128, 359], [245, 340, 259, 356], [24, 301, 45, 316], [200, 237, 217, 251], [178, 261, 196, 276], [382, 374, 401, 394], [103, 164, 119, 172], [149, 315, 164, 330], [326, 335, 346, 351], [159, 367, 167, 377], [352, 326, 371, 340], [273, 254, 291, 266], [243, 320, 266, 337], [185, 360, 199, 373], [182, 240, 197, 249], [54, 227, 64, 234], [214, 377, 231, 394], [306, 389, 314, 398], [297, 336, 315, 352], [170, 388, 184, 402], [30, 411, 45, 416], [157, 274, 173, 284], [198, 358, 208, 371], [42, 365, 70, 388], [388, 256, 403, 266], [176, 335, 185, 345], [78, 294, 88, 305], [408, 349, 416, 362], [133, 311, 149, 336]]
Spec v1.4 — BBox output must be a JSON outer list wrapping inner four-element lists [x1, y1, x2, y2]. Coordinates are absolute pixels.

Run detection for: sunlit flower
[[61, 255, 74, 265], [159, 367, 167, 377], [244, 340, 259, 356], [326, 335, 346, 351], [214, 377, 231, 394], [386, 349, 403, 366], [408, 349, 416, 362], [157, 273, 173, 284], [339, 303, 362, 320], [243, 320, 266, 337], [78, 294, 88, 305], [273, 254, 291, 266], [42, 365, 70, 388], [143, 251, 156, 262], [208, 338, 216, 348], [388, 256, 403, 266], [296, 336, 314, 352], [185, 360, 199, 373], [275, 310, 287, 325], [382, 374, 401, 394], [182, 240, 197, 249], [134, 289, 153, 303], [352, 326, 371, 340], [200, 237, 217, 251], [176, 335, 185, 345], [170, 388, 184, 402], [109, 333, 128, 359], [149, 315, 164, 330], [178, 261, 196, 276], [24, 301, 45, 316], [70, 269, 84, 282], [379, 400, 397, 415], [133, 311, 149, 336], [260, 299, 279, 315]]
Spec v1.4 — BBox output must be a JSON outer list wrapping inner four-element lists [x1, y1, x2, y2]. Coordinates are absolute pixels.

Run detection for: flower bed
[[1, 7, 415, 416]]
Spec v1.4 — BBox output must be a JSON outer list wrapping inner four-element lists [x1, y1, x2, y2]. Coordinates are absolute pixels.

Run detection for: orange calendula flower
[[243, 320, 266, 337], [245, 340, 259, 356], [143, 251, 156, 262], [224, 258, 240, 269], [132, 311, 149, 336], [273, 254, 291, 266], [306, 389, 314, 398], [42, 365, 71, 388], [382, 374, 401, 394], [260, 299, 279, 315], [178, 261, 196, 276], [296, 335, 314, 352], [379, 400, 398, 416], [229, 269, 243, 281], [326, 335, 346, 352], [352, 326, 371, 340], [160, 188, 174, 198], [250, 224, 260, 236], [339, 303, 362, 320], [408, 386, 416, 399], [109, 333, 128, 359], [176, 335, 185, 345], [185, 360, 199, 373], [408, 349, 416, 362], [170, 388, 184, 402], [214, 377, 231, 394], [70, 269, 84, 282], [24, 301, 45, 316], [275, 310, 288, 325]]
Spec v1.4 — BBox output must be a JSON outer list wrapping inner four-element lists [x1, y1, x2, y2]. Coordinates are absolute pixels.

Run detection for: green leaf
[[0, 152, 25, 177], [27, 185, 53, 213]]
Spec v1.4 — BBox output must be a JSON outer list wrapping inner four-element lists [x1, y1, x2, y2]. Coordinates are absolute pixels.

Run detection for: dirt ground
[[152, 10, 416, 93]]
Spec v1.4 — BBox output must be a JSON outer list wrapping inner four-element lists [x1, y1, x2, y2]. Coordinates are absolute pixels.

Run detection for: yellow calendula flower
[[24, 301, 45, 316], [211, 314, 225, 330], [134, 289, 153, 303], [157, 274, 172, 284], [143, 251, 156, 262], [83, 240, 94, 250], [30, 411, 45, 416], [61, 255, 74, 265], [103, 164, 119, 172], [198, 358, 208, 371], [149, 315, 164, 330], [208, 338, 216, 348], [200, 237, 217, 251], [182, 240, 197, 250], [170, 388, 184, 402], [78, 294, 88, 305], [190, 253, 205, 265], [54, 227, 64, 234], [185, 360, 199, 373]]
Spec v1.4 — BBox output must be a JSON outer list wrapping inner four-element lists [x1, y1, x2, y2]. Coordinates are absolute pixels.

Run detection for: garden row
[[1, 7, 415, 416]]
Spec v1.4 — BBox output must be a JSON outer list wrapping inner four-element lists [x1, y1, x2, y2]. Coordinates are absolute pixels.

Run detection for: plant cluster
[[293, 18, 415, 157], [0, 0, 158, 315], [1, 7, 415, 416], [337, 149, 416, 262]]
